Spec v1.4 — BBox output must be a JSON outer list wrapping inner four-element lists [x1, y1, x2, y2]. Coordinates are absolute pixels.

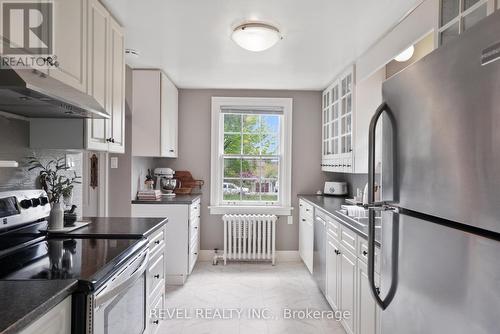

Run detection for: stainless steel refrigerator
[[366, 10, 500, 334]]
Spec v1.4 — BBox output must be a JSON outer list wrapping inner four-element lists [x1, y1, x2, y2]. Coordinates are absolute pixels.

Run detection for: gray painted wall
[[0, 117, 83, 216], [154, 89, 327, 251]]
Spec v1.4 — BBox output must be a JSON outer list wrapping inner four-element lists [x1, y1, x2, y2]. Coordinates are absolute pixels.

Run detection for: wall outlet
[[65, 154, 77, 170], [110, 157, 118, 169], [287, 216, 293, 224]]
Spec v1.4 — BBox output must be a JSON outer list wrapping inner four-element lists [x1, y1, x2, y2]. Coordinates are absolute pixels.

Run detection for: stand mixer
[[154, 168, 179, 197]]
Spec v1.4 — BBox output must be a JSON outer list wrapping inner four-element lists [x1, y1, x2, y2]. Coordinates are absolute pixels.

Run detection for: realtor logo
[[2, 2, 53, 55]]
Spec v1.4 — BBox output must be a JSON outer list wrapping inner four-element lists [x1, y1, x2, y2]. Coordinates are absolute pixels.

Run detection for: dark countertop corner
[[131, 194, 201, 205], [61, 217, 169, 238], [298, 194, 381, 246], [0, 280, 77, 334]]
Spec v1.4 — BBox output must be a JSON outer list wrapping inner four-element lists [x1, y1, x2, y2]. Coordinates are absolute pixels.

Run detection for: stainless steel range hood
[[0, 67, 109, 119]]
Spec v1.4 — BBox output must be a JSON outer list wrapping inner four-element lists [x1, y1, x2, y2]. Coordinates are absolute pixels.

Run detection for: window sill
[[208, 205, 293, 216]]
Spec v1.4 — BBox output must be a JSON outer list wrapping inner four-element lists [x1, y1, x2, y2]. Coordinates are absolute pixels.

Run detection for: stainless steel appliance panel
[[313, 213, 326, 294], [381, 11, 500, 234], [379, 211, 500, 334]]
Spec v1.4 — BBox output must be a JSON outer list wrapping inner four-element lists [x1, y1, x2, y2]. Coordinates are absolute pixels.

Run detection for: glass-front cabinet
[[322, 66, 355, 172]]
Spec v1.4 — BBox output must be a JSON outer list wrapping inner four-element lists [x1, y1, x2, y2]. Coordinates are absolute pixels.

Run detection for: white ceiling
[[103, 0, 421, 90]]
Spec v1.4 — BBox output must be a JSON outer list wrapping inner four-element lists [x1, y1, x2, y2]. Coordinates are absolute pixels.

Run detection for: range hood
[[0, 67, 109, 119]]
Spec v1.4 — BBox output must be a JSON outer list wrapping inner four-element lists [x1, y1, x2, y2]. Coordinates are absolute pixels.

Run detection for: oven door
[[91, 248, 149, 334]]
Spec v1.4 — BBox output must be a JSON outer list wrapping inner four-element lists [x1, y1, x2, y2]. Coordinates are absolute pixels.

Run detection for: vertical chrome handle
[[368, 102, 393, 310]]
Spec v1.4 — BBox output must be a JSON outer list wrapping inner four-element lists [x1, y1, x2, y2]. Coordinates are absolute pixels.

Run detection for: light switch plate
[[65, 154, 77, 170], [110, 157, 118, 169]]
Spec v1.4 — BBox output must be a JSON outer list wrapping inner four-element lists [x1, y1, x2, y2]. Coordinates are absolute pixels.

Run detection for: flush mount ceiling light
[[231, 22, 282, 52], [394, 45, 415, 62]]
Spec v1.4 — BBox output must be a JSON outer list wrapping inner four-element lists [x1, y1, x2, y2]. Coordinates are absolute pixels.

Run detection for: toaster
[[324, 182, 348, 196]]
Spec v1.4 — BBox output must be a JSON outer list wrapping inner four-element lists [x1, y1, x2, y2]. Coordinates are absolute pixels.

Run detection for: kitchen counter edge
[[0, 280, 78, 334], [131, 194, 201, 205], [298, 195, 381, 247]]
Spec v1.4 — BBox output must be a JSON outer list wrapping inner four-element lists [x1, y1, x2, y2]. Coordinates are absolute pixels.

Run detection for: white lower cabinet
[[19, 296, 71, 334], [299, 199, 314, 274], [356, 260, 381, 334], [300, 199, 381, 334], [132, 198, 200, 285], [326, 234, 340, 310], [146, 225, 167, 334], [340, 244, 357, 334]]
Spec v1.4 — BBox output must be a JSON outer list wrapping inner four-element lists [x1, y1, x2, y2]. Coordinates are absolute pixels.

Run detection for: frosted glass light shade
[[232, 23, 281, 52]]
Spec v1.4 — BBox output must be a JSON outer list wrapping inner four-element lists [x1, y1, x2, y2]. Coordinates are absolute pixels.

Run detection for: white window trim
[[209, 97, 293, 216]]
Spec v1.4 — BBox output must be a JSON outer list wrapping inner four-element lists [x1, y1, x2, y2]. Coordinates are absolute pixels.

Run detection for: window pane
[[261, 179, 278, 202], [441, 0, 460, 27], [262, 159, 279, 179], [224, 134, 241, 154], [243, 115, 260, 133], [224, 114, 241, 133], [440, 22, 459, 46], [223, 179, 242, 201], [243, 134, 260, 155], [241, 159, 260, 179], [261, 133, 279, 155], [463, 4, 486, 31], [261, 115, 280, 133], [463, 0, 480, 10], [224, 158, 241, 178], [242, 179, 259, 201]]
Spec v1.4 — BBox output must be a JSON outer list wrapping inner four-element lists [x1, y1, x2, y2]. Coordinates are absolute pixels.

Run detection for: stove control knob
[[31, 198, 41, 207], [40, 197, 49, 206], [20, 199, 32, 209]]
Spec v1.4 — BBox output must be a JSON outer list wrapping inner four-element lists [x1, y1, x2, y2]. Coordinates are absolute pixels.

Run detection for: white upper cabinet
[[49, 0, 87, 92], [86, 0, 110, 151], [132, 70, 178, 158], [321, 65, 385, 174], [107, 17, 126, 153], [86, 0, 125, 153]]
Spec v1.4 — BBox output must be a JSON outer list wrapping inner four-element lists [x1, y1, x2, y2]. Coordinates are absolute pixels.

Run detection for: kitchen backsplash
[[327, 173, 368, 198], [0, 117, 83, 215]]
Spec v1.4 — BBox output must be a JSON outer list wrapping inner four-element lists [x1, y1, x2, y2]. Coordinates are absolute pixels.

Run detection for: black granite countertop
[[131, 194, 201, 205], [0, 280, 77, 334], [298, 194, 381, 246], [53, 217, 168, 238]]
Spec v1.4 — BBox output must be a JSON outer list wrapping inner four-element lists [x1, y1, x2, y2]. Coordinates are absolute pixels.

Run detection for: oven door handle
[[95, 250, 149, 308]]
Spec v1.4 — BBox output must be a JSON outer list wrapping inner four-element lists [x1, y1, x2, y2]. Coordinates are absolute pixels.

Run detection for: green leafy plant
[[26, 156, 81, 204]]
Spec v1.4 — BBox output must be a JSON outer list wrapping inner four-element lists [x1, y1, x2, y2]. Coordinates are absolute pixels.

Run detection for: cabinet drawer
[[358, 238, 381, 274], [299, 200, 314, 217], [189, 237, 199, 274], [189, 216, 200, 242], [190, 200, 201, 220], [148, 253, 165, 298], [150, 291, 164, 334], [340, 225, 358, 254], [148, 227, 165, 255], [326, 216, 340, 241]]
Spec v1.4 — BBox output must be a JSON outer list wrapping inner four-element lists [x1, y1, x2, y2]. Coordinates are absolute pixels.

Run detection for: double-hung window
[[210, 97, 292, 215]]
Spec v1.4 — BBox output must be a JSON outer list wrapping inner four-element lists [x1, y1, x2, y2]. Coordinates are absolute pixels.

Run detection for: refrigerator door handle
[[368, 102, 397, 310]]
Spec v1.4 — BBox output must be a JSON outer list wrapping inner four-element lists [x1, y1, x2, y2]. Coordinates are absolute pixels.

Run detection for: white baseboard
[[198, 250, 300, 263], [165, 274, 187, 285]]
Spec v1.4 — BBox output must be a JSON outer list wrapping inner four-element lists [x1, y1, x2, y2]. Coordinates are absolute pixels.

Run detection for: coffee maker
[[154, 168, 178, 197]]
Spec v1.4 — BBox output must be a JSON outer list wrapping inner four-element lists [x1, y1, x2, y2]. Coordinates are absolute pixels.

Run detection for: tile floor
[[157, 261, 347, 334]]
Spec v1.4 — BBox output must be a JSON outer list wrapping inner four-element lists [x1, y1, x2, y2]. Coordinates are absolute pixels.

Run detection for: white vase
[[49, 202, 64, 230]]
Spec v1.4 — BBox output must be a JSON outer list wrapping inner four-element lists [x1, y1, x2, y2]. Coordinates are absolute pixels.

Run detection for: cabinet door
[[50, 0, 87, 92], [304, 216, 314, 274], [132, 70, 161, 156], [19, 296, 71, 334], [357, 260, 381, 334], [86, 0, 110, 151], [160, 73, 178, 157], [340, 245, 357, 334], [326, 234, 340, 310], [107, 17, 125, 153]]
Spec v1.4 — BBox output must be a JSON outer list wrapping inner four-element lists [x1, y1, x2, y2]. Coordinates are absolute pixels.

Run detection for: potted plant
[[27, 156, 81, 230]]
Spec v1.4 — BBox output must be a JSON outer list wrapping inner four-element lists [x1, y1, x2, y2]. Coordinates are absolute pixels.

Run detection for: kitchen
[[0, 0, 499, 334]]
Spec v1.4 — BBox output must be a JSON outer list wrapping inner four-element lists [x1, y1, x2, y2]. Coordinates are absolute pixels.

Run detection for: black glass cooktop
[[0, 237, 147, 289]]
